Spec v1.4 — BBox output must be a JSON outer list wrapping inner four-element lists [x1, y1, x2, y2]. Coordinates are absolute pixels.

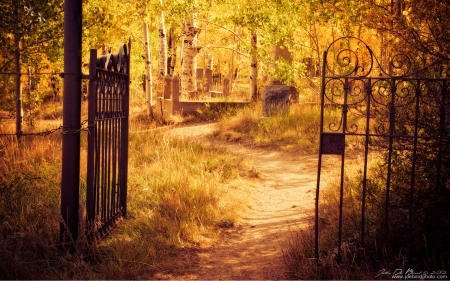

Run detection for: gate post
[[86, 49, 97, 229], [61, 0, 82, 244], [119, 41, 131, 217]]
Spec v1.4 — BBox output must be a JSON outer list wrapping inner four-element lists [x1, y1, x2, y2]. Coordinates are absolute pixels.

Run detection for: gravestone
[[263, 83, 290, 116], [263, 42, 293, 116], [196, 68, 213, 92], [222, 77, 230, 97]]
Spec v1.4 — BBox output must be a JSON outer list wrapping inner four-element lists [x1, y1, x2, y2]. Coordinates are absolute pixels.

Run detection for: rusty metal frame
[[315, 37, 449, 262], [86, 42, 130, 239]]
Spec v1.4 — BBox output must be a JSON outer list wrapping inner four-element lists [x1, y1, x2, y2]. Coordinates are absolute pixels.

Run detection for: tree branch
[[196, 18, 249, 46], [203, 46, 249, 58]]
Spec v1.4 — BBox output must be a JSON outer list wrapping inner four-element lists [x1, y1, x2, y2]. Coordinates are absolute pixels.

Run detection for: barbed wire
[[0, 119, 94, 137]]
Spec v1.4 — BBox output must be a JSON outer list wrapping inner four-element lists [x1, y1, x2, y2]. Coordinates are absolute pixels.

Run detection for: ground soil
[[152, 123, 320, 280]]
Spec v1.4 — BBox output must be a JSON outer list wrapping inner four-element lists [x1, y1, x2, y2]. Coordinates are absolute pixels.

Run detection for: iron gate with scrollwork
[[315, 37, 450, 262], [86, 43, 130, 238]]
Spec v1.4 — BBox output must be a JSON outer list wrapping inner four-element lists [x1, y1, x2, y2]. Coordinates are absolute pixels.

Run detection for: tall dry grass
[[214, 102, 327, 153], [0, 118, 251, 279], [283, 151, 450, 279]]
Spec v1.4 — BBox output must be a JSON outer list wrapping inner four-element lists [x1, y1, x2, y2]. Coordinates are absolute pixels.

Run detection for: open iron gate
[[315, 37, 449, 262], [86, 43, 130, 238]]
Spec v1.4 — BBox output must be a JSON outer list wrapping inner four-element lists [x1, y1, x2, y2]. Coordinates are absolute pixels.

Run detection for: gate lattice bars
[[315, 37, 449, 261], [86, 43, 130, 238]]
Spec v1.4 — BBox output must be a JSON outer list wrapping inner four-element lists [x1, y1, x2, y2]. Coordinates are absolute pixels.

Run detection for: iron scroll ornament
[[323, 36, 416, 78], [324, 36, 450, 79]]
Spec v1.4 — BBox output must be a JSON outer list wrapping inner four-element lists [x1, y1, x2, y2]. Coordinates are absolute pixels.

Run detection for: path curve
[[153, 123, 318, 280]]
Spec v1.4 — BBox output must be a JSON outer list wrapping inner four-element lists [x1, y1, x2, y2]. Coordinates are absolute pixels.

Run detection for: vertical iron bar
[[120, 42, 131, 216], [384, 78, 396, 252], [337, 78, 349, 263], [315, 51, 327, 260], [118, 79, 124, 212], [86, 49, 97, 226], [95, 77, 101, 219], [101, 82, 107, 226], [106, 81, 112, 223], [361, 78, 372, 248], [111, 76, 116, 219], [107, 77, 112, 222], [112, 75, 118, 217], [409, 79, 421, 259], [61, 0, 82, 244]]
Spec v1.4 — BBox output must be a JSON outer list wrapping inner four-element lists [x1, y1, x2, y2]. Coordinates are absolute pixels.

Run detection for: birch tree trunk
[[158, 10, 168, 77], [250, 32, 258, 101], [168, 27, 177, 77], [143, 22, 154, 118], [229, 23, 236, 95], [181, 19, 200, 97]]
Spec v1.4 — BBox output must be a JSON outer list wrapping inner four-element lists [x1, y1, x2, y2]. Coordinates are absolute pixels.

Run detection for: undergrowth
[[214, 102, 326, 153], [283, 153, 450, 280], [0, 120, 250, 279]]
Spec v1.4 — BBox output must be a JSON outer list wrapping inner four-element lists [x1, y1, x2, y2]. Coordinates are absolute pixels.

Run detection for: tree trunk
[[250, 32, 258, 101], [181, 19, 200, 97], [230, 23, 236, 95], [158, 11, 168, 77], [143, 22, 154, 118], [168, 27, 177, 77], [14, 33, 22, 138]]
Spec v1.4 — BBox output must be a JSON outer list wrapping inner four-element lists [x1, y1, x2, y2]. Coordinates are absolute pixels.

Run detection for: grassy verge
[[213, 102, 324, 153], [0, 119, 251, 279]]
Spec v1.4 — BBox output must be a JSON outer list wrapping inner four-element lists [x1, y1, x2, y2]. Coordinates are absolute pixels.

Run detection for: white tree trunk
[[208, 54, 213, 70], [158, 11, 168, 77], [143, 22, 154, 118], [250, 32, 258, 101], [181, 19, 200, 96], [168, 27, 177, 77]]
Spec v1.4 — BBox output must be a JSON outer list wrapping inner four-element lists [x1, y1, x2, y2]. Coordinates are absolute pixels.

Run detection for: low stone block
[[263, 84, 290, 116]]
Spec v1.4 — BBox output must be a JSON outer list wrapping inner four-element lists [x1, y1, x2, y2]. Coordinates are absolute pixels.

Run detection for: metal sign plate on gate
[[321, 133, 345, 155]]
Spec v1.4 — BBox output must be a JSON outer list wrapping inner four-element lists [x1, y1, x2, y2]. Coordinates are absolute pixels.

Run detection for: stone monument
[[263, 42, 293, 116]]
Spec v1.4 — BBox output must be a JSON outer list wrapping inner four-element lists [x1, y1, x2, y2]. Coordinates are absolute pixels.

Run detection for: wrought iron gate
[[315, 37, 449, 261], [86, 43, 130, 238]]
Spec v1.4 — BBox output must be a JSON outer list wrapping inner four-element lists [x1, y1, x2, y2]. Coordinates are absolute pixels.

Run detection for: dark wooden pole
[[13, 2, 22, 139], [60, 0, 82, 245]]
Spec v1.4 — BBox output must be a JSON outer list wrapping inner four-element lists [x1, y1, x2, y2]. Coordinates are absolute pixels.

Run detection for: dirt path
[[153, 123, 319, 280]]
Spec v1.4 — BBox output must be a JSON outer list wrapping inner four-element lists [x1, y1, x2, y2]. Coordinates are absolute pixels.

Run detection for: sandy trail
[[153, 123, 319, 280]]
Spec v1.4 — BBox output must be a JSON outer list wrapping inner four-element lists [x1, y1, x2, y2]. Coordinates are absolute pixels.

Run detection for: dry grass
[[214, 102, 336, 153], [0, 117, 251, 279]]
